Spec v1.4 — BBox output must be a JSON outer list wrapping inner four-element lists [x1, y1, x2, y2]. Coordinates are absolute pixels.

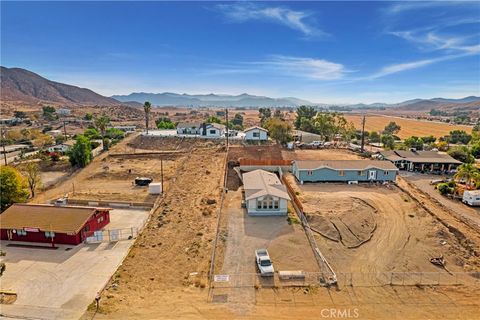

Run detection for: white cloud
[[367, 52, 477, 80], [215, 2, 327, 37], [261, 55, 346, 80]]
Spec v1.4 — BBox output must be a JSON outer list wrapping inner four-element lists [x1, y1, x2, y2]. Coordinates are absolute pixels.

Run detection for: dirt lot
[[282, 148, 363, 161], [286, 177, 480, 283]]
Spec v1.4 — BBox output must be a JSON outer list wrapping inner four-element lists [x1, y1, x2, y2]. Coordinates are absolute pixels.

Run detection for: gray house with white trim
[[293, 160, 398, 184], [243, 169, 290, 216]]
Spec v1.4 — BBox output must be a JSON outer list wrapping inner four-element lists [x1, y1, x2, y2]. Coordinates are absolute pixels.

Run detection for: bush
[[437, 183, 454, 195]]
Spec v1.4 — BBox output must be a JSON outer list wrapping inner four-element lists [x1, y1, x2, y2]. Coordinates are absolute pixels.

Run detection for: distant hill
[[1, 66, 119, 106], [111, 92, 314, 107]]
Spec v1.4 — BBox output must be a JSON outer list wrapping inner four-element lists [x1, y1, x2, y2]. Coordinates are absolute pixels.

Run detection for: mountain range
[[1, 66, 479, 111], [111, 92, 313, 107]]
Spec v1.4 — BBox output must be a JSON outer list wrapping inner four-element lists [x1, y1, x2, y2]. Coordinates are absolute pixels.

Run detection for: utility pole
[[63, 120, 67, 138], [161, 157, 164, 195], [225, 108, 229, 148], [1, 127, 7, 166], [360, 115, 366, 153]]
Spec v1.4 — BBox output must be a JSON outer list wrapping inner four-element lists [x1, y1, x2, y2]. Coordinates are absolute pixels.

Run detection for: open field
[[345, 114, 473, 139]]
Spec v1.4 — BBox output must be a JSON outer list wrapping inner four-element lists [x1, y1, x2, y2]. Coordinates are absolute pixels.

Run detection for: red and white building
[[0, 204, 111, 245]]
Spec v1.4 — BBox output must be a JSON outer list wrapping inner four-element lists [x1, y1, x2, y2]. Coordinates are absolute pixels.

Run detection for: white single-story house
[[243, 169, 290, 216], [47, 140, 75, 153], [244, 126, 268, 141], [46, 130, 63, 137], [204, 123, 226, 138], [57, 108, 71, 116], [176, 122, 202, 135], [114, 125, 136, 133]]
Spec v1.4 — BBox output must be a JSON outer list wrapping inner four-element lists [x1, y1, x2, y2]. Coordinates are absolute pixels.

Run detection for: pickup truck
[[255, 249, 274, 277]]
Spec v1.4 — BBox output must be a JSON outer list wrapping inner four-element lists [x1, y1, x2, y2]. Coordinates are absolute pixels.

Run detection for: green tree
[[294, 106, 317, 129], [106, 128, 125, 140], [455, 163, 480, 188], [369, 131, 380, 143], [232, 113, 244, 127], [312, 113, 336, 140], [471, 142, 480, 159], [19, 162, 41, 198], [421, 135, 436, 144], [381, 134, 395, 149], [264, 118, 292, 144], [448, 130, 472, 144], [0, 166, 29, 211], [14, 111, 27, 119], [383, 122, 401, 135], [258, 108, 272, 125], [84, 112, 93, 120], [206, 116, 222, 124], [448, 146, 474, 163], [68, 135, 92, 167], [94, 116, 110, 150], [144, 101, 152, 134], [404, 136, 424, 150], [42, 106, 57, 121], [84, 128, 102, 140]]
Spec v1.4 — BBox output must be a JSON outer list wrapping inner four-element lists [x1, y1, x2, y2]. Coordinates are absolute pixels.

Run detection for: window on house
[[358, 171, 365, 176], [98, 216, 104, 223], [210, 129, 216, 134], [84, 225, 90, 232], [253, 132, 260, 138], [274, 200, 279, 209], [384, 171, 389, 175], [17, 229, 27, 236], [307, 171, 313, 176], [338, 170, 345, 176], [45, 231, 55, 238], [257, 200, 262, 209]]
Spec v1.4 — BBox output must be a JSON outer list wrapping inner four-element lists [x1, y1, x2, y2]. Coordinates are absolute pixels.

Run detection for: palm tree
[[455, 163, 480, 188], [144, 101, 152, 134], [94, 116, 110, 150]]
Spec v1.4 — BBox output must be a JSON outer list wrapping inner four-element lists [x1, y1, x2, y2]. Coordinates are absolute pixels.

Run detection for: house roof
[[243, 169, 290, 201], [207, 123, 226, 130], [244, 126, 268, 133], [176, 122, 202, 129], [380, 150, 462, 164], [294, 160, 399, 171], [0, 204, 111, 234]]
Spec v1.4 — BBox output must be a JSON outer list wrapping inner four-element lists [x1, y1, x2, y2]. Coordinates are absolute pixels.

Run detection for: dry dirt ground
[[82, 145, 480, 319], [287, 179, 480, 281]]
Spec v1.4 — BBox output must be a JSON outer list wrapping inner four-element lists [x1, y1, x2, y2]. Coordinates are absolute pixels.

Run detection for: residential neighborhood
[[1, 1, 480, 320]]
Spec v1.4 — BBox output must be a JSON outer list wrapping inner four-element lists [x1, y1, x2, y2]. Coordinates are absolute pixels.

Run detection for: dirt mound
[[307, 197, 377, 248]]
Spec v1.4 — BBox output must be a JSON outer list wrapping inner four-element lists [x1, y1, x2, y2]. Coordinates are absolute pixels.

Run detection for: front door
[[368, 170, 377, 180]]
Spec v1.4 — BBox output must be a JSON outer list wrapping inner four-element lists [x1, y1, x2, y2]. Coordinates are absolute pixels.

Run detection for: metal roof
[[244, 126, 268, 132], [381, 150, 461, 164], [294, 160, 399, 171]]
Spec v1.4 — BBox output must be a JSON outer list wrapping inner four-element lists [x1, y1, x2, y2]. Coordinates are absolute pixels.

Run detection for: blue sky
[[1, 1, 479, 103]]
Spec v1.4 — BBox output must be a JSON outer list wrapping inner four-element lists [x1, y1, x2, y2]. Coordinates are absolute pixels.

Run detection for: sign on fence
[[214, 275, 230, 282]]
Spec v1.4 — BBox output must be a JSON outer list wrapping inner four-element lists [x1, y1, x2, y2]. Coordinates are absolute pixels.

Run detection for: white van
[[462, 190, 480, 206]]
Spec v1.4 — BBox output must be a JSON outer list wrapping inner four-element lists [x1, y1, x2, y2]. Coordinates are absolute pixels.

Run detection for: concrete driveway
[[0, 208, 150, 320]]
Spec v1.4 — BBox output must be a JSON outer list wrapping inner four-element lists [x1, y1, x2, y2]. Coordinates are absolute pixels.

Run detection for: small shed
[[149, 182, 163, 194]]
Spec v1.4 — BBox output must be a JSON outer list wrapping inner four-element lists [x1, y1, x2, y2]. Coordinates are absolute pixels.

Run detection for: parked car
[[255, 249, 274, 277], [135, 177, 153, 186], [309, 141, 324, 148]]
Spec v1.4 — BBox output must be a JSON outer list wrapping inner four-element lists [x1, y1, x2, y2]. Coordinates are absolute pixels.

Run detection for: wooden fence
[[282, 176, 304, 212], [239, 159, 293, 166]]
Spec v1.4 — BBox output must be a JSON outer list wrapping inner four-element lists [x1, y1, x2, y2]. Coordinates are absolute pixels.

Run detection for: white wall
[[206, 127, 224, 137], [246, 196, 288, 216], [245, 129, 268, 141]]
